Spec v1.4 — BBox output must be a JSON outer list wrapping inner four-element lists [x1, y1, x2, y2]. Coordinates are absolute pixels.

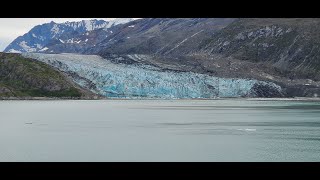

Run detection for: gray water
[[0, 99, 320, 162]]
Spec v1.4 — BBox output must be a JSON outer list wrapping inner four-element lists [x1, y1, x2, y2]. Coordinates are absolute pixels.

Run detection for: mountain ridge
[[4, 18, 134, 53]]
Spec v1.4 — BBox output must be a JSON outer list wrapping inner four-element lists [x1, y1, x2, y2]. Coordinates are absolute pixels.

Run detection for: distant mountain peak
[[4, 18, 134, 53]]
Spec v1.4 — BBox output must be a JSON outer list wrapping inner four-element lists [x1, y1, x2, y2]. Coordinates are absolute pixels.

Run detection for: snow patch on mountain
[[4, 19, 135, 53], [7, 49, 21, 53], [51, 24, 60, 37], [39, 47, 49, 52], [18, 41, 38, 52]]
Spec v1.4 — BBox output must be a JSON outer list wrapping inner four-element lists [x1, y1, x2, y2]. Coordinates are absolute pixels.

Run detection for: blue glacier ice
[[22, 53, 282, 99]]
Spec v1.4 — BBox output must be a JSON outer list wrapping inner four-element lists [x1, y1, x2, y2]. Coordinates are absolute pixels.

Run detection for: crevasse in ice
[[22, 53, 282, 98]]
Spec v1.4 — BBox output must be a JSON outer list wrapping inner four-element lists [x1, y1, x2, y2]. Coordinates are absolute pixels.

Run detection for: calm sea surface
[[0, 99, 320, 162]]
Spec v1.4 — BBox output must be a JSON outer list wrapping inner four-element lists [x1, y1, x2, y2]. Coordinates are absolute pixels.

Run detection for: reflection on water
[[0, 99, 320, 162]]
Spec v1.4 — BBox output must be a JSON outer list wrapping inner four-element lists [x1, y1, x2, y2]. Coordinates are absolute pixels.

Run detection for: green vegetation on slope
[[0, 52, 83, 98]]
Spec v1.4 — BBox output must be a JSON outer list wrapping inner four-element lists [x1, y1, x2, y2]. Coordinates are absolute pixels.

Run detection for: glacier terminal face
[[22, 53, 282, 99]]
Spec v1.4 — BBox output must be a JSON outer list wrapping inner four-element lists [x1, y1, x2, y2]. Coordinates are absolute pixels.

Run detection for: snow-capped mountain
[[4, 19, 134, 53]]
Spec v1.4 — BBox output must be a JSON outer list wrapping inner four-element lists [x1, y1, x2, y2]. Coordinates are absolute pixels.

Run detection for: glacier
[[22, 53, 282, 99]]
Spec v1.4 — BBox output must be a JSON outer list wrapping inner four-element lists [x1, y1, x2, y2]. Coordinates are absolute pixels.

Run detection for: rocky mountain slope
[[22, 18, 234, 55], [0, 52, 97, 99], [198, 19, 320, 79], [89, 18, 236, 55], [4, 19, 134, 53], [194, 18, 320, 97]]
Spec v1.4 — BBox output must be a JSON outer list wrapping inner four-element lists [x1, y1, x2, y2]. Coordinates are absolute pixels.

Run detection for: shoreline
[[1, 97, 320, 101], [0, 97, 106, 101]]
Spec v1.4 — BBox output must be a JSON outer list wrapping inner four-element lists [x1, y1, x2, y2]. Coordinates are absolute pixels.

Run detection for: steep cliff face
[[0, 52, 95, 99], [23, 53, 283, 98]]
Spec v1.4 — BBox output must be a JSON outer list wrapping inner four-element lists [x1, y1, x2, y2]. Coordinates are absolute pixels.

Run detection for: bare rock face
[[0, 86, 11, 94], [249, 83, 284, 98], [199, 19, 320, 77]]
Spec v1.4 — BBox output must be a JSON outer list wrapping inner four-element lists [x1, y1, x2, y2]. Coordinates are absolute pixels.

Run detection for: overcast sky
[[0, 18, 125, 51]]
